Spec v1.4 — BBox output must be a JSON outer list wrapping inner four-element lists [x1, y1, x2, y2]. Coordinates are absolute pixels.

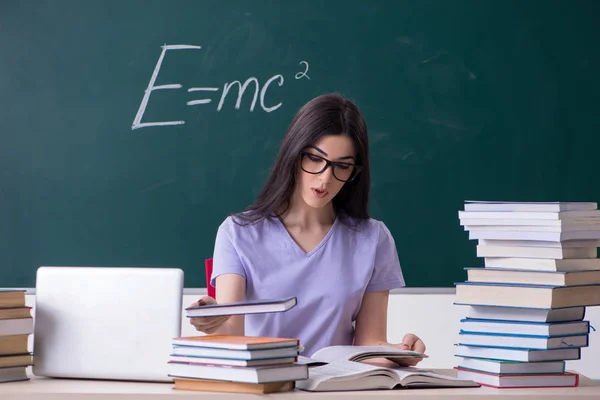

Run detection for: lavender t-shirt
[[210, 215, 405, 357]]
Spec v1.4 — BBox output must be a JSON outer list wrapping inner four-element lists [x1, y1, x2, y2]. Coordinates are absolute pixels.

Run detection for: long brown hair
[[234, 93, 371, 226]]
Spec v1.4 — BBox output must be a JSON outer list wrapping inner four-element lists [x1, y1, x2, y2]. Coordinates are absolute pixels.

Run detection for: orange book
[[0, 291, 26, 308], [172, 335, 299, 350], [0, 307, 32, 320], [173, 378, 295, 394], [0, 335, 29, 356]]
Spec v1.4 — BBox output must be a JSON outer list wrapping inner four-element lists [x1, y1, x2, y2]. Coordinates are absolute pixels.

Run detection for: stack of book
[[0, 290, 34, 383], [166, 335, 308, 394], [453, 201, 600, 388]]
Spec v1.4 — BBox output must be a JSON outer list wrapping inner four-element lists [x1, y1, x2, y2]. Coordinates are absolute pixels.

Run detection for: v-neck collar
[[275, 216, 339, 258]]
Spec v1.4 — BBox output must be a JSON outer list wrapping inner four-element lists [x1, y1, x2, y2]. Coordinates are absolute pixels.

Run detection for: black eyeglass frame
[[299, 151, 363, 183]]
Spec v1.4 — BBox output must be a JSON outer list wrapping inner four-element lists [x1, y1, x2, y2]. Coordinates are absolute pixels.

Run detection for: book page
[[311, 345, 424, 364], [295, 360, 396, 391], [392, 367, 479, 387]]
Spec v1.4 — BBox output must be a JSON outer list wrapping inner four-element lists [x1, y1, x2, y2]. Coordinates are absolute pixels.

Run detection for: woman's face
[[296, 134, 357, 210]]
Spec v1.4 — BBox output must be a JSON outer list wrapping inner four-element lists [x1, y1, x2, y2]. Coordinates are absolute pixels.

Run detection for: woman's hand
[[391, 333, 426, 366], [188, 296, 231, 334]]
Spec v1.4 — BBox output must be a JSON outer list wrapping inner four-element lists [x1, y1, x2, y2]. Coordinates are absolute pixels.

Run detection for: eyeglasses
[[299, 151, 363, 182]]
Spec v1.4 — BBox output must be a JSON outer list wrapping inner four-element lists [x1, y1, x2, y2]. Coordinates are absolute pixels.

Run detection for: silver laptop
[[33, 266, 184, 382]]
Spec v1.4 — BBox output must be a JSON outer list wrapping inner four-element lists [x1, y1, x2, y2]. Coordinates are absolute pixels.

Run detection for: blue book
[[458, 331, 589, 350], [459, 318, 590, 337], [185, 297, 297, 317], [464, 267, 600, 287], [454, 344, 581, 362]]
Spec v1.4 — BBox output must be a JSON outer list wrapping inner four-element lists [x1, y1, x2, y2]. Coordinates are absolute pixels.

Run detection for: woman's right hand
[[188, 296, 231, 334]]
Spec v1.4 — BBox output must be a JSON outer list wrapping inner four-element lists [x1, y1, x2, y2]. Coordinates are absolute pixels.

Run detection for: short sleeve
[[365, 221, 406, 292], [210, 217, 247, 287]]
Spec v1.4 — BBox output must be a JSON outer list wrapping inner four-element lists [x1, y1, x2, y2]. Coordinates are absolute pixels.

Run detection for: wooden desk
[[3, 370, 599, 400]]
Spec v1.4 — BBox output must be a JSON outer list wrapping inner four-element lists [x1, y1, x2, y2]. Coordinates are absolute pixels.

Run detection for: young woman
[[190, 93, 425, 365]]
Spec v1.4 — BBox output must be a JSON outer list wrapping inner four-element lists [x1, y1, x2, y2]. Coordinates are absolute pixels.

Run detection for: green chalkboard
[[1, 0, 599, 288]]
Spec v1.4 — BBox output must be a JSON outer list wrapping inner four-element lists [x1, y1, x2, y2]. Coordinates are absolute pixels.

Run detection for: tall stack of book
[[453, 201, 600, 388], [0, 290, 34, 383], [166, 335, 308, 394]]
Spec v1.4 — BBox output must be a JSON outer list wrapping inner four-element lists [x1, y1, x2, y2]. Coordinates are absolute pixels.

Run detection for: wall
[[24, 290, 600, 380]]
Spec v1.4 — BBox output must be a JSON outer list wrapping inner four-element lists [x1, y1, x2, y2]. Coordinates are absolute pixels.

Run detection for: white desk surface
[[2, 370, 599, 400]]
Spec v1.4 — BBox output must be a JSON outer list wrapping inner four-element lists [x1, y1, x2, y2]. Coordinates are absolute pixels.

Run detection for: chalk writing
[[132, 44, 309, 130]]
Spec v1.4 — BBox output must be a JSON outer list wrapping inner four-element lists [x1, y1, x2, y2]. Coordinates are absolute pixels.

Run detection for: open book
[[295, 346, 479, 391]]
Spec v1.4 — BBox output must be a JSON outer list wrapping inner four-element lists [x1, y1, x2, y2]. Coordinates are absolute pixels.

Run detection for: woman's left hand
[[392, 333, 426, 366]]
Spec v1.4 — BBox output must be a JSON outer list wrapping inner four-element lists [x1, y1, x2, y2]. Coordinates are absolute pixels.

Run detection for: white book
[[484, 257, 600, 272], [460, 218, 600, 227], [0, 318, 33, 336], [458, 210, 600, 220], [167, 362, 308, 384], [465, 224, 600, 232], [457, 332, 588, 349], [476, 245, 597, 259], [460, 304, 586, 323], [171, 345, 300, 360], [293, 346, 477, 391], [455, 281, 600, 308], [478, 238, 600, 248], [456, 357, 565, 375], [455, 368, 578, 388], [459, 318, 589, 337], [464, 201, 597, 212], [466, 267, 600, 286], [469, 230, 600, 241], [185, 297, 297, 318], [454, 344, 580, 362]]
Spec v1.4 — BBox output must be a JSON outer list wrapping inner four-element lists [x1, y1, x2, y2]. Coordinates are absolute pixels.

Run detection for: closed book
[[461, 218, 600, 227], [185, 297, 297, 317], [168, 355, 297, 367], [476, 245, 597, 259], [454, 344, 581, 362], [459, 318, 589, 337], [465, 267, 600, 286], [173, 378, 295, 394], [0, 353, 33, 368], [456, 357, 565, 375], [0, 335, 29, 356], [478, 238, 600, 248], [470, 230, 600, 241], [172, 335, 299, 351], [0, 308, 32, 320], [454, 281, 600, 308], [458, 304, 586, 323], [463, 201, 598, 213], [459, 210, 600, 220], [167, 362, 308, 384], [457, 332, 588, 350], [454, 368, 578, 388], [0, 318, 34, 336], [484, 257, 600, 272], [466, 225, 600, 233], [171, 345, 299, 360], [0, 366, 28, 384], [0, 291, 25, 308]]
